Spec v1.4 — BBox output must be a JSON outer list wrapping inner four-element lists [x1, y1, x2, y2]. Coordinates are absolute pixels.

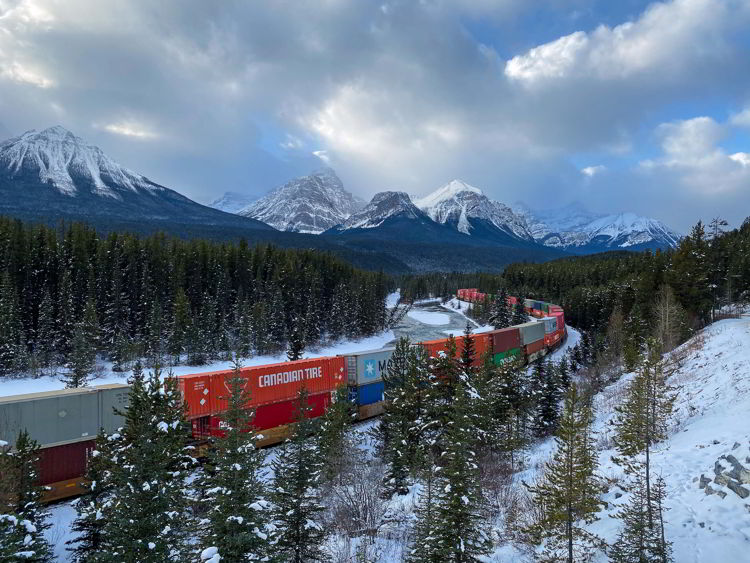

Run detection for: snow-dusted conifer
[[512, 300, 527, 326], [197, 359, 273, 561], [318, 383, 355, 484], [270, 388, 327, 562], [489, 288, 512, 329]]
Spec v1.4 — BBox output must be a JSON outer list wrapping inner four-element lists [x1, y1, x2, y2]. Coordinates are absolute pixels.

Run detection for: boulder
[[714, 473, 730, 487], [727, 480, 749, 499], [699, 475, 711, 489]]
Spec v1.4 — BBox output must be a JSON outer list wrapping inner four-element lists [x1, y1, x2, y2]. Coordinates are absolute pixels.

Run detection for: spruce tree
[[489, 288, 512, 329], [286, 314, 306, 362], [404, 454, 440, 563], [67, 432, 114, 562], [460, 322, 476, 377], [534, 360, 561, 438], [430, 382, 492, 561], [317, 384, 355, 484], [525, 384, 604, 563], [270, 388, 327, 562], [512, 301, 527, 326], [62, 323, 95, 388], [91, 364, 193, 562], [0, 432, 52, 562], [197, 359, 273, 562]]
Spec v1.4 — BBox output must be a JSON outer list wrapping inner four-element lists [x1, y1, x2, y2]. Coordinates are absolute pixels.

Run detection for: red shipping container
[[206, 391, 331, 438], [179, 356, 346, 420], [421, 333, 491, 366], [552, 311, 565, 330], [491, 327, 521, 354], [38, 440, 95, 485], [507, 296, 518, 305], [525, 339, 545, 355]]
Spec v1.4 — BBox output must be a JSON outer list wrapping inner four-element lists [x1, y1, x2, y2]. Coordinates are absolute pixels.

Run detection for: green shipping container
[[493, 348, 521, 365], [542, 303, 549, 313]]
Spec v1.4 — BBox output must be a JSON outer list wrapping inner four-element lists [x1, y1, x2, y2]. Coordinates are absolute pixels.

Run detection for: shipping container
[[542, 317, 557, 334], [542, 303, 549, 313], [493, 348, 521, 365], [420, 333, 492, 366], [357, 381, 385, 406], [491, 327, 521, 354], [206, 391, 332, 438], [552, 311, 565, 330], [524, 299, 534, 310], [0, 385, 129, 449], [525, 339, 546, 355], [179, 356, 346, 419], [516, 321, 545, 345], [38, 439, 95, 485], [527, 348, 547, 363], [342, 347, 395, 385], [507, 296, 518, 305]]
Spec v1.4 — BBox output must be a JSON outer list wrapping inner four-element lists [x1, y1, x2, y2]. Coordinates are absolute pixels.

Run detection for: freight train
[[0, 291, 565, 502]]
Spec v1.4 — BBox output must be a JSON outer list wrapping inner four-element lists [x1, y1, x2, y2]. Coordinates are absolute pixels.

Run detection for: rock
[[615, 492, 622, 499], [727, 480, 749, 499], [733, 442, 741, 450], [699, 475, 711, 489], [712, 440, 720, 445], [715, 473, 730, 487], [692, 476, 699, 483], [699, 522, 705, 528], [717, 490, 727, 499], [704, 484, 716, 495], [714, 461, 724, 475], [724, 455, 750, 484]]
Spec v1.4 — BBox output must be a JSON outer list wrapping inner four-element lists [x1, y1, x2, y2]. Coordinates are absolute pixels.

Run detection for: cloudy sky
[[1, 0, 749, 232]]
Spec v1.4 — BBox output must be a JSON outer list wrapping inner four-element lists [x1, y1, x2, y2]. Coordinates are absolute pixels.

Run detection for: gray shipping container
[[523, 299, 534, 309], [516, 321, 545, 345], [342, 347, 396, 385], [0, 384, 129, 449], [542, 317, 557, 334]]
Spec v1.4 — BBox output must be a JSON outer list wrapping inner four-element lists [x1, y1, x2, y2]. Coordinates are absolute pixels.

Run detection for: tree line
[[0, 217, 391, 380]]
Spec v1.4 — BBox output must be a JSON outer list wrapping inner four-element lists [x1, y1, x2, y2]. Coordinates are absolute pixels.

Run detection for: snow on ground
[[440, 298, 494, 334], [505, 316, 750, 562], [0, 330, 395, 397], [406, 310, 451, 325], [45, 502, 77, 561], [385, 290, 401, 309]]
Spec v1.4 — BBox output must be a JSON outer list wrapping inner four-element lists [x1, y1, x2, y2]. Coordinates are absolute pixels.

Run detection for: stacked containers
[[491, 327, 522, 365], [517, 321, 545, 358], [343, 347, 396, 407], [179, 357, 346, 439], [420, 333, 492, 366], [507, 296, 518, 305], [523, 298, 534, 311]]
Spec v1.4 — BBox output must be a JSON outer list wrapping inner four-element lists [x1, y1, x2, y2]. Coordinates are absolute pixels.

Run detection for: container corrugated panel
[[208, 391, 332, 436], [507, 296, 518, 305], [343, 347, 396, 385], [517, 321, 545, 345], [0, 385, 128, 448], [179, 373, 215, 420], [552, 311, 565, 330], [491, 328, 521, 354], [525, 339, 545, 355], [524, 299, 534, 309], [493, 348, 521, 365], [420, 333, 491, 366], [38, 440, 94, 485], [99, 385, 129, 434], [357, 381, 385, 406]]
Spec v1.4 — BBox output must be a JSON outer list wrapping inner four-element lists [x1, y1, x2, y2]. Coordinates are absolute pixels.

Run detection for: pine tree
[[0, 273, 23, 375], [168, 289, 191, 364], [67, 432, 114, 562], [430, 382, 492, 561], [270, 388, 327, 562], [405, 454, 440, 563], [317, 384, 355, 484], [0, 431, 52, 562], [197, 359, 273, 562], [35, 289, 56, 370], [286, 314, 306, 362], [525, 384, 604, 563], [535, 360, 561, 438], [460, 322, 476, 377], [62, 323, 95, 388], [512, 301, 528, 326], [92, 364, 193, 561], [611, 340, 674, 532], [489, 288, 512, 329]]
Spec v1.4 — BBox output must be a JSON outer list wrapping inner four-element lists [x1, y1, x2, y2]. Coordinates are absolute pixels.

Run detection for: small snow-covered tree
[[318, 383, 355, 485], [61, 323, 94, 388], [489, 288, 512, 329], [512, 301, 528, 326], [270, 388, 327, 562], [286, 314, 306, 362]]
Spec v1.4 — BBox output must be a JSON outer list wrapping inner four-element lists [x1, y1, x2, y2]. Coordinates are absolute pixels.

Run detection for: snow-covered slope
[[330, 191, 427, 231], [415, 180, 534, 241], [0, 126, 273, 230], [514, 201, 681, 252], [0, 126, 164, 198], [208, 191, 257, 214], [238, 168, 364, 234]]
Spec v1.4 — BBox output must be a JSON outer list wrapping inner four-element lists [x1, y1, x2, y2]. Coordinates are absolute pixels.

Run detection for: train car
[[490, 327, 522, 365], [180, 356, 347, 446], [420, 333, 492, 366], [0, 384, 129, 501]]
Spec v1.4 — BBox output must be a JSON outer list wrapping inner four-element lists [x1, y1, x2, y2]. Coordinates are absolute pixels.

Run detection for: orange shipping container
[[179, 356, 346, 420], [420, 333, 491, 366]]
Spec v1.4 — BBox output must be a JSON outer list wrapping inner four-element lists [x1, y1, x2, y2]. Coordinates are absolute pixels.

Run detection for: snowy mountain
[[238, 168, 364, 234], [0, 126, 272, 231], [329, 191, 427, 231], [208, 191, 257, 214], [415, 180, 534, 243], [513, 201, 681, 252]]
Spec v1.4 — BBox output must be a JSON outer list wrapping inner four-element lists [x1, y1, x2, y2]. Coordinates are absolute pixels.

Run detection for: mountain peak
[[239, 168, 363, 233], [330, 190, 426, 231]]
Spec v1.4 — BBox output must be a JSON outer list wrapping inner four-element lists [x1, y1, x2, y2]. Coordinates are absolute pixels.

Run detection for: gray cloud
[[0, 0, 748, 231]]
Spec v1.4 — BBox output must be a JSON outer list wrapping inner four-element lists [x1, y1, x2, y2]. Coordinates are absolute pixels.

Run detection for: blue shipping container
[[357, 381, 384, 406]]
